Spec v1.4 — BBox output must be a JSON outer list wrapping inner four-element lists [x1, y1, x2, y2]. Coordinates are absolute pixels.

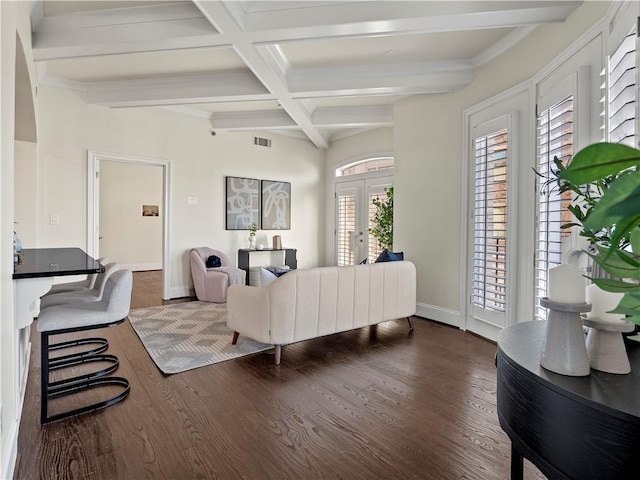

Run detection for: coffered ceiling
[[33, 1, 582, 148]]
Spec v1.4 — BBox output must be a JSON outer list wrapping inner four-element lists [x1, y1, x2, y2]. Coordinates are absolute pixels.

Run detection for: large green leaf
[[588, 246, 640, 279], [609, 290, 640, 316], [631, 228, 640, 255], [559, 143, 640, 185], [625, 314, 640, 327], [590, 277, 639, 293], [583, 171, 640, 246]]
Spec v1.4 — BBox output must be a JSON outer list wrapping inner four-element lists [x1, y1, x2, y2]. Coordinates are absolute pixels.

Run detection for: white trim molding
[[415, 302, 460, 328]]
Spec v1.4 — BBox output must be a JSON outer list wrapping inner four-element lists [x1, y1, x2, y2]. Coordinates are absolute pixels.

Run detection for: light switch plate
[[49, 214, 60, 225]]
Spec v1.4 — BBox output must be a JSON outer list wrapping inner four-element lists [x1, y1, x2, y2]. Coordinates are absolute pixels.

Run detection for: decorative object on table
[[553, 143, 640, 327], [13, 230, 23, 265], [369, 186, 393, 250], [128, 301, 273, 374], [225, 176, 260, 230], [272, 235, 282, 250], [261, 180, 290, 230], [583, 284, 633, 374], [256, 243, 264, 250], [248, 222, 258, 249], [540, 264, 591, 377]]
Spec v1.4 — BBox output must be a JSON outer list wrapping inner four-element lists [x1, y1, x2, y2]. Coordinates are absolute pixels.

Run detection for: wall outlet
[[49, 213, 60, 225]]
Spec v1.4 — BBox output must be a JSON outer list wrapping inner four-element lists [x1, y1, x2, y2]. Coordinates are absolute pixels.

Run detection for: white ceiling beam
[[36, 2, 204, 32], [84, 72, 273, 107], [312, 106, 393, 128], [210, 110, 297, 131], [243, 2, 582, 43], [209, 105, 392, 131], [194, 0, 329, 149], [241, 1, 581, 33], [289, 62, 473, 98], [72, 59, 469, 107], [32, 2, 224, 61], [32, 2, 580, 62]]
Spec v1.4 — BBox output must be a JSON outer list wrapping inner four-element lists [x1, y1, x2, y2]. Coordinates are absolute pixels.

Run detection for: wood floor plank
[[14, 270, 546, 479]]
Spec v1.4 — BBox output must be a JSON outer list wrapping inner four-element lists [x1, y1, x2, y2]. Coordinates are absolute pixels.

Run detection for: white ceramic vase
[[539, 297, 591, 377], [248, 234, 256, 249]]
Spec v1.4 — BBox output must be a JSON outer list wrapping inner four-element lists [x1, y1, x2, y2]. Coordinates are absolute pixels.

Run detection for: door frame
[[87, 150, 171, 300], [334, 174, 393, 265]]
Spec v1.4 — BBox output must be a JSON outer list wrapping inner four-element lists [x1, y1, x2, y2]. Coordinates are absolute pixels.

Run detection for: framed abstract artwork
[[225, 176, 260, 230], [261, 180, 291, 230]]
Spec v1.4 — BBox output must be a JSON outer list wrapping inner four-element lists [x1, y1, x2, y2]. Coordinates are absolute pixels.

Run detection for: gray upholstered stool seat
[[40, 262, 119, 309], [42, 257, 108, 296], [37, 269, 133, 424]]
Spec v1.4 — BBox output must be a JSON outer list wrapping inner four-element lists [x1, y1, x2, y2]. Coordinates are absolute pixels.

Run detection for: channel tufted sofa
[[227, 261, 417, 364]]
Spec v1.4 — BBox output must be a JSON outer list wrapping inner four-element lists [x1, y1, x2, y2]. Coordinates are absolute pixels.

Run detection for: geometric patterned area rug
[[128, 301, 273, 374]]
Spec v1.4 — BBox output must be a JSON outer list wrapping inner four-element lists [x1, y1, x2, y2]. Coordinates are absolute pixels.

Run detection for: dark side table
[[237, 248, 297, 285], [497, 320, 640, 479]]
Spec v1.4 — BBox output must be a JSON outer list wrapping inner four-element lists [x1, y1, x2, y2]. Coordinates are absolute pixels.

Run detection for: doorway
[[335, 176, 392, 265], [87, 151, 171, 300]]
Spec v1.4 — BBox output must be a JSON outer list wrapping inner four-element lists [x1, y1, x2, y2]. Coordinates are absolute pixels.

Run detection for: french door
[[335, 176, 392, 265]]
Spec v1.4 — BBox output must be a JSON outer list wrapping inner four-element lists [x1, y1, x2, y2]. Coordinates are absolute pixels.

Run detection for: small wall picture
[[142, 205, 159, 217], [226, 176, 260, 230], [261, 180, 291, 230]]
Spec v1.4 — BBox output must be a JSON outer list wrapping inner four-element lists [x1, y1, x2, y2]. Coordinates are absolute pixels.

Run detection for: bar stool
[[37, 269, 133, 424], [40, 262, 119, 309], [42, 257, 109, 296]]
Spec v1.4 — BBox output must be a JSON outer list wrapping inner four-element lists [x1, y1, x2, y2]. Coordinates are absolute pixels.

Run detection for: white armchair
[[190, 248, 246, 303]]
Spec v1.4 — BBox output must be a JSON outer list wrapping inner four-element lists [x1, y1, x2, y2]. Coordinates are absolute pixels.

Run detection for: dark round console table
[[497, 321, 640, 479]]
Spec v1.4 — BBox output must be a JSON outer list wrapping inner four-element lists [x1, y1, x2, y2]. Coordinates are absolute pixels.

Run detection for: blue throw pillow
[[375, 249, 404, 263], [206, 255, 221, 268]]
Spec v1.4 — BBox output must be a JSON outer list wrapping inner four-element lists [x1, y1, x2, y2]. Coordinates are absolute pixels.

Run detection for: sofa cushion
[[375, 249, 404, 263]]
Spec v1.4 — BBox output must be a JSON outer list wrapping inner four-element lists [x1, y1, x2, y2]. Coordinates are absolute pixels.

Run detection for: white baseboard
[[167, 285, 193, 300], [415, 302, 461, 328], [1, 418, 18, 480], [121, 263, 162, 272]]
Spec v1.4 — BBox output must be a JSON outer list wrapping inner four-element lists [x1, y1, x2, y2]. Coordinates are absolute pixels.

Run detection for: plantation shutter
[[535, 95, 574, 321], [336, 189, 357, 266], [608, 25, 637, 146], [472, 127, 508, 316]]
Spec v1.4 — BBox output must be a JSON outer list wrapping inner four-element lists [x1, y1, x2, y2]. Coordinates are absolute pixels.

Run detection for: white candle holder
[[540, 297, 591, 377], [583, 317, 634, 374]]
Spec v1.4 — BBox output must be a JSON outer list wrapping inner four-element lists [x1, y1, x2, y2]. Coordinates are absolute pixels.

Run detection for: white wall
[[0, 2, 38, 477], [14, 140, 37, 248], [37, 85, 325, 298], [99, 161, 163, 270], [393, 1, 611, 325]]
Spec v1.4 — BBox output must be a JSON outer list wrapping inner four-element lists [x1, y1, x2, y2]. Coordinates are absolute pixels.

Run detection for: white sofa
[[227, 261, 417, 364]]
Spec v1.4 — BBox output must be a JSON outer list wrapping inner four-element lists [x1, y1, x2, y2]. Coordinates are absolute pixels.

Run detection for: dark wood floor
[[14, 270, 545, 479]]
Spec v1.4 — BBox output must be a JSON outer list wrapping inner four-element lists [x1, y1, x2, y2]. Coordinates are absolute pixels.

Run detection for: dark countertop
[[13, 247, 103, 280]]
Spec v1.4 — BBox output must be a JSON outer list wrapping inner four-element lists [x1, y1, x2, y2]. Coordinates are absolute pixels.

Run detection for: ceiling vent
[[253, 136, 271, 148]]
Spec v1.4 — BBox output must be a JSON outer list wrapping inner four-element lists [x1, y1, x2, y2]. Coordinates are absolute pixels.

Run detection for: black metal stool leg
[[40, 319, 130, 424], [40, 332, 50, 425]]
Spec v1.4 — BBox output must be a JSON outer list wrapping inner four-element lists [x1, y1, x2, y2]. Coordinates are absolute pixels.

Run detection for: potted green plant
[[369, 187, 394, 251], [556, 142, 640, 325], [249, 222, 258, 249]]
